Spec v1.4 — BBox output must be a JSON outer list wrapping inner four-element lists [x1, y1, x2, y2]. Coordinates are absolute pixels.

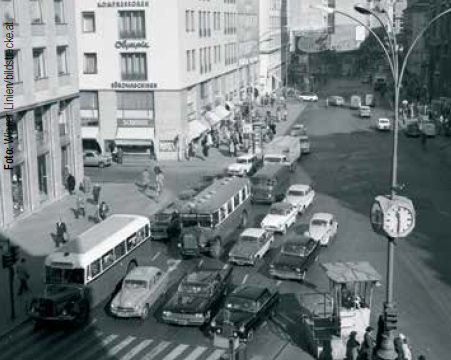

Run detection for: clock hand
[[396, 210, 401, 234]]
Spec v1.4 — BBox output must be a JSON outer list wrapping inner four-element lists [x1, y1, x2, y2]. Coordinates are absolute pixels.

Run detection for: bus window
[[245, 184, 250, 197], [126, 234, 138, 251], [212, 210, 220, 226], [102, 250, 115, 270], [198, 214, 212, 228], [89, 259, 101, 279], [227, 199, 233, 214], [239, 189, 245, 203], [144, 224, 150, 238], [233, 193, 240, 208], [114, 241, 126, 259], [220, 205, 227, 221]]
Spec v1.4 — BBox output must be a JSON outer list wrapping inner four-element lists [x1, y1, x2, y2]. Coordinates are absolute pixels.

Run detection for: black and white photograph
[[0, 0, 450, 359]]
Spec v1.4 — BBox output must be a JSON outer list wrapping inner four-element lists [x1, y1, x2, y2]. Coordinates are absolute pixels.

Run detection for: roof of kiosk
[[321, 261, 381, 284]]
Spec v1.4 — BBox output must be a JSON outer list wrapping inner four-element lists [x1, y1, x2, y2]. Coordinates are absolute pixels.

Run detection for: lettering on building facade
[[111, 82, 157, 89], [97, 1, 149, 8], [115, 40, 150, 50], [117, 119, 153, 127]]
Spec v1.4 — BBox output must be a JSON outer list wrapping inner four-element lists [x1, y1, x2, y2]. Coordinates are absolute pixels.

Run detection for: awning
[[188, 120, 208, 141], [206, 111, 221, 127], [215, 106, 230, 121], [81, 127, 99, 139], [225, 101, 235, 111], [115, 127, 154, 146]]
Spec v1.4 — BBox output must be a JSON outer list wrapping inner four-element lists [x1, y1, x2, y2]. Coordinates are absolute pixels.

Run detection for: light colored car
[[284, 184, 315, 214], [376, 118, 391, 131], [110, 266, 168, 319], [83, 150, 112, 168], [229, 228, 274, 266], [298, 92, 319, 102], [305, 213, 338, 246], [329, 96, 345, 106], [299, 135, 311, 154], [360, 106, 372, 118], [227, 153, 258, 176], [290, 124, 308, 137], [261, 202, 298, 234]]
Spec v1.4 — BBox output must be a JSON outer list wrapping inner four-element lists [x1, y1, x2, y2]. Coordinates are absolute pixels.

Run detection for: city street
[[1, 85, 451, 360]]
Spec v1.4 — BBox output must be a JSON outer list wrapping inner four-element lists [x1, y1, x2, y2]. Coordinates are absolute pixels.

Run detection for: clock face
[[384, 204, 415, 237]]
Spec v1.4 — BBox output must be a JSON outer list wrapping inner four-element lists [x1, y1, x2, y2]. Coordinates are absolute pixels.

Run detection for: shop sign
[[159, 140, 176, 152], [115, 40, 149, 50], [111, 82, 157, 89], [117, 119, 152, 127], [98, 1, 149, 7]]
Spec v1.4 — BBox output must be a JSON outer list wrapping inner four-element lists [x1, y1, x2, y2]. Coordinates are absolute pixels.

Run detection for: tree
[[357, 26, 388, 73]]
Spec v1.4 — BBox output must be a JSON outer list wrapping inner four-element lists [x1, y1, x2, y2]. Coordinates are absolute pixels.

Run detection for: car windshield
[[226, 297, 257, 312], [236, 158, 250, 164], [179, 283, 210, 297], [251, 177, 275, 187], [181, 214, 212, 228], [269, 207, 286, 215], [265, 156, 283, 163], [282, 243, 306, 256], [124, 279, 147, 290], [311, 219, 327, 227], [240, 235, 259, 243], [288, 190, 305, 197]]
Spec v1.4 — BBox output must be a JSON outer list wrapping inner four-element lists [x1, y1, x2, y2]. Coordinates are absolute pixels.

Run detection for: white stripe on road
[[204, 349, 226, 360], [242, 274, 248, 284], [141, 341, 171, 359], [119, 339, 154, 360], [184, 346, 207, 360], [97, 335, 135, 360], [161, 344, 189, 360], [151, 252, 161, 261]]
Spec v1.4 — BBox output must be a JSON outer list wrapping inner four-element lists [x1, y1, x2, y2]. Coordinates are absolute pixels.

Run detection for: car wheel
[[239, 210, 248, 229], [247, 329, 254, 342], [141, 304, 150, 320], [99, 162, 105, 168]]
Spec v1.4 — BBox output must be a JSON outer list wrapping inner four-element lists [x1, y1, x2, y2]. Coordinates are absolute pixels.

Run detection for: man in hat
[[360, 326, 375, 360], [55, 217, 68, 247]]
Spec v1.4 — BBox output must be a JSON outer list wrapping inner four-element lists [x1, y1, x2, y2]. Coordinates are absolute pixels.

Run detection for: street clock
[[370, 195, 416, 238]]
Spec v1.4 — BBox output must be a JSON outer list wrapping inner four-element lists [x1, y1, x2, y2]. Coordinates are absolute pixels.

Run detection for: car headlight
[[239, 325, 245, 333], [295, 268, 301, 273], [270, 264, 274, 269], [62, 309, 68, 316], [211, 320, 216, 327], [216, 328, 222, 334], [110, 303, 116, 309], [195, 313, 203, 318], [163, 311, 172, 317], [233, 331, 239, 337]]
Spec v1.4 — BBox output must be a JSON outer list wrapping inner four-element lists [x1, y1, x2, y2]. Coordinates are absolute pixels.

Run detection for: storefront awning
[[188, 120, 208, 142], [205, 111, 221, 127], [81, 127, 99, 139], [225, 101, 235, 111], [215, 106, 230, 121], [115, 127, 154, 146]]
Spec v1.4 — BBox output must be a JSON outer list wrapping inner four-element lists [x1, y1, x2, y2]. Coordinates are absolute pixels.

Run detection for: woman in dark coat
[[360, 326, 375, 360], [67, 174, 76, 195]]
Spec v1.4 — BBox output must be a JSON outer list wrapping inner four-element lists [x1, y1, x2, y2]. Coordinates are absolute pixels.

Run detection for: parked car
[[269, 235, 321, 281], [261, 202, 298, 234], [376, 118, 391, 131], [350, 95, 362, 109], [329, 96, 345, 106], [290, 124, 307, 137], [360, 106, 372, 118], [110, 266, 169, 319], [161, 261, 232, 326], [305, 213, 338, 246], [228, 153, 259, 176], [284, 184, 315, 214], [298, 92, 318, 102], [405, 122, 421, 137], [83, 150, 112, 168], [210, 285, 279, 341], [229, 228, 274, 266], [299, 135, 311, 154]]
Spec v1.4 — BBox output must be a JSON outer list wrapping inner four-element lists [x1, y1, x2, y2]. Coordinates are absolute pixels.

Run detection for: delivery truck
[[263, 135, 301, 172]]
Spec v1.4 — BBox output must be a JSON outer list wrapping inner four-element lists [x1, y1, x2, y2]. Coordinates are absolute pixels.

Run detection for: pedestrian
[[401, 335, 412, 360], [16, 258, 30, 296], [67, 173, 76, 195], [76, 193, 85, 218], [283, 107, 288, 121], [187, 142, 193, 160], [155, 169, 165, 201], [78, 181, 85, 194], [229, 139, 235, 157], [117, 147, 123, 164], [99, 201, 109, 221], [270, 123, 277, 135], [359, 326, 375, 360], [439, 114, 444, 135], [83, 176, 92, 194], [93, 183, 102, 204], [203, 143, 209, 157], [376, 314, 385, 350], [55, 217, 68, 247], [346, 331, 360, 360], [271, 96, 275, 107], [149, 142, 155, 160], [141, 168, 151, 195], [326, 98, 329, 108], [394, 333, 405, 360], [112, 146, 118, 163]]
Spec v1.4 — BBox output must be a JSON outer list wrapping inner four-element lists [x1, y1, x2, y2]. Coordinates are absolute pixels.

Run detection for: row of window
[[4, 46, 69, 82], [87, 225, 150, 282], [185, 10, 237, 37], [82, 10, 146, 39], [187, 43, 237, 73], [225, 43, 238, 66], [2, 0, 67, 25]]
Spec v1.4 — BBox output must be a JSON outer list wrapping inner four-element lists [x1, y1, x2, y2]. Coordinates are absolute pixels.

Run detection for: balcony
[[31, 21, 46, 36]]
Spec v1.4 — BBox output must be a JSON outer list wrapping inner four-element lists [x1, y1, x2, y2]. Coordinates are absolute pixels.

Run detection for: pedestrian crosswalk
[[0, 321, 228, 360]]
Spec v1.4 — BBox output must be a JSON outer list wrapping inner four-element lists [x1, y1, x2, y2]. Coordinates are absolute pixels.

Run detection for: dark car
[[210, 285, 279, 342], [405, 122, 421, 137], [29, 284, 90, 326], [161, 261, 232, 326], [269, 236, 320, 281]]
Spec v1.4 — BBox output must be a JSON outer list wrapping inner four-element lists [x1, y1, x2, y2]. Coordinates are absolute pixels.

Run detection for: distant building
[[0, 0, 83, 227]]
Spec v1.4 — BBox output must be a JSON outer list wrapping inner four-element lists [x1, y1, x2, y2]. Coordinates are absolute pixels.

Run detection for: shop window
[[116, 91, 154, 120], [11, 166, 24, 217], [120, 53, 147, 81], [118, 11, 145, 39]]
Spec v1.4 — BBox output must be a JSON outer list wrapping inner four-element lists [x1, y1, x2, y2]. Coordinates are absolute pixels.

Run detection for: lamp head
[[354, 5, 372, 15]]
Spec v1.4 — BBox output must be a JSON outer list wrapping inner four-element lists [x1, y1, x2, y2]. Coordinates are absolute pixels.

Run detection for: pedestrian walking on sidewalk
[[93, 183, 102, 204], [141, 169, 151, 195], [401, 335, 412, 360], [99, 201, 109, 221], [55, 217, 68, 247], [155, 170, 165, 202], [67, 173, 76, 195], [76, 193, 85, 218], [16, 258, 30, 296], [346, 331, 360, 360], [359, 326, 375, 360], [283, 107, 288, 121]]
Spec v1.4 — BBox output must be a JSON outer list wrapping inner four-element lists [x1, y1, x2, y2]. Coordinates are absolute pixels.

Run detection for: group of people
[[140, 165, 165, 201], [346, 326, 417, 360]]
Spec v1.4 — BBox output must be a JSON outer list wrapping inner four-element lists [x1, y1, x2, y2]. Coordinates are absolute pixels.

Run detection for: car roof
[[299, 135, 309, 140], [288, 184, 310, 192], [237, 153, 256, 160], [240, 228, 266, 238], [360, 106, 370, 109], [293, 124, 305, 129], [126, 266, 162, 281], [311, 213, 333, 221], [285, 235, 311, 245], [231, 285, 268, 300], [271, 202, 293, 211], [185, 270, 219, 284], [379, 118, 390, 121]]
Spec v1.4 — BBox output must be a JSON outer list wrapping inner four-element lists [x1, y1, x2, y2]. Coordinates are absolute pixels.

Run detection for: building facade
[[0, 0, 83, 228], [76, 0, 241, 161], [258, 0, 288, 94]]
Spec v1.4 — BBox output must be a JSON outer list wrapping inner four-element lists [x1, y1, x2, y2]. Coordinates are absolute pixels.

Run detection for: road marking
[[167, 259, 182, 272], [151, 251, 161, 261], [204, 349, 226, 360], [119, 339, 154, 360], [59, 331, 112, 360], [97, 335, 136, 360], [184, 346, 208, 360], [141, 341, 171, 359], [161, 344, 189, 360], [242, 274, 248, 284]]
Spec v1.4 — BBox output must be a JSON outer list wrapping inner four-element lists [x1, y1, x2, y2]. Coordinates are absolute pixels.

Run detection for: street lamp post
[[313, 3, 451, 360]]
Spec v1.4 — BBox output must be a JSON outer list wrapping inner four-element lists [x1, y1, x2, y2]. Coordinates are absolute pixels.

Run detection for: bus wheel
[[126, 260, 138, 274], [211, 237, 223, 259], [239, 210, 248, 228]]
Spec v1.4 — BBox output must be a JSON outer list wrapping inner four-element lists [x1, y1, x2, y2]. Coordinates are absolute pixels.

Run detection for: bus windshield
[[181, 213, 212, 228], [45, 266, 85, 285], [251, 177, 275, 187]]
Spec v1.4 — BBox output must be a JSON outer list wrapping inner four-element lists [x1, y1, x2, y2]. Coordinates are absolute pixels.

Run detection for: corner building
[[0, 0, 83, 228], [76, 0, 240, 161]]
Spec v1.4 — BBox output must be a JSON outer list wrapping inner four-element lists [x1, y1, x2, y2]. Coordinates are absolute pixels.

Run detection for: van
[[251, 164, 291, 203], [350, 95, 362, 109], [360, 106, 371, 118]]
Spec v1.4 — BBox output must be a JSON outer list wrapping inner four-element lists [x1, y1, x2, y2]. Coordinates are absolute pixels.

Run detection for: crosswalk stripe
[[184, 346, 208, 360], [119, 339, 154, 360], [96, 335, 136, 360], [161, 344, 190, 360], [81, 333, 119, 360], [204, 349, 226, 360], [140, 341, 171, 359]]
